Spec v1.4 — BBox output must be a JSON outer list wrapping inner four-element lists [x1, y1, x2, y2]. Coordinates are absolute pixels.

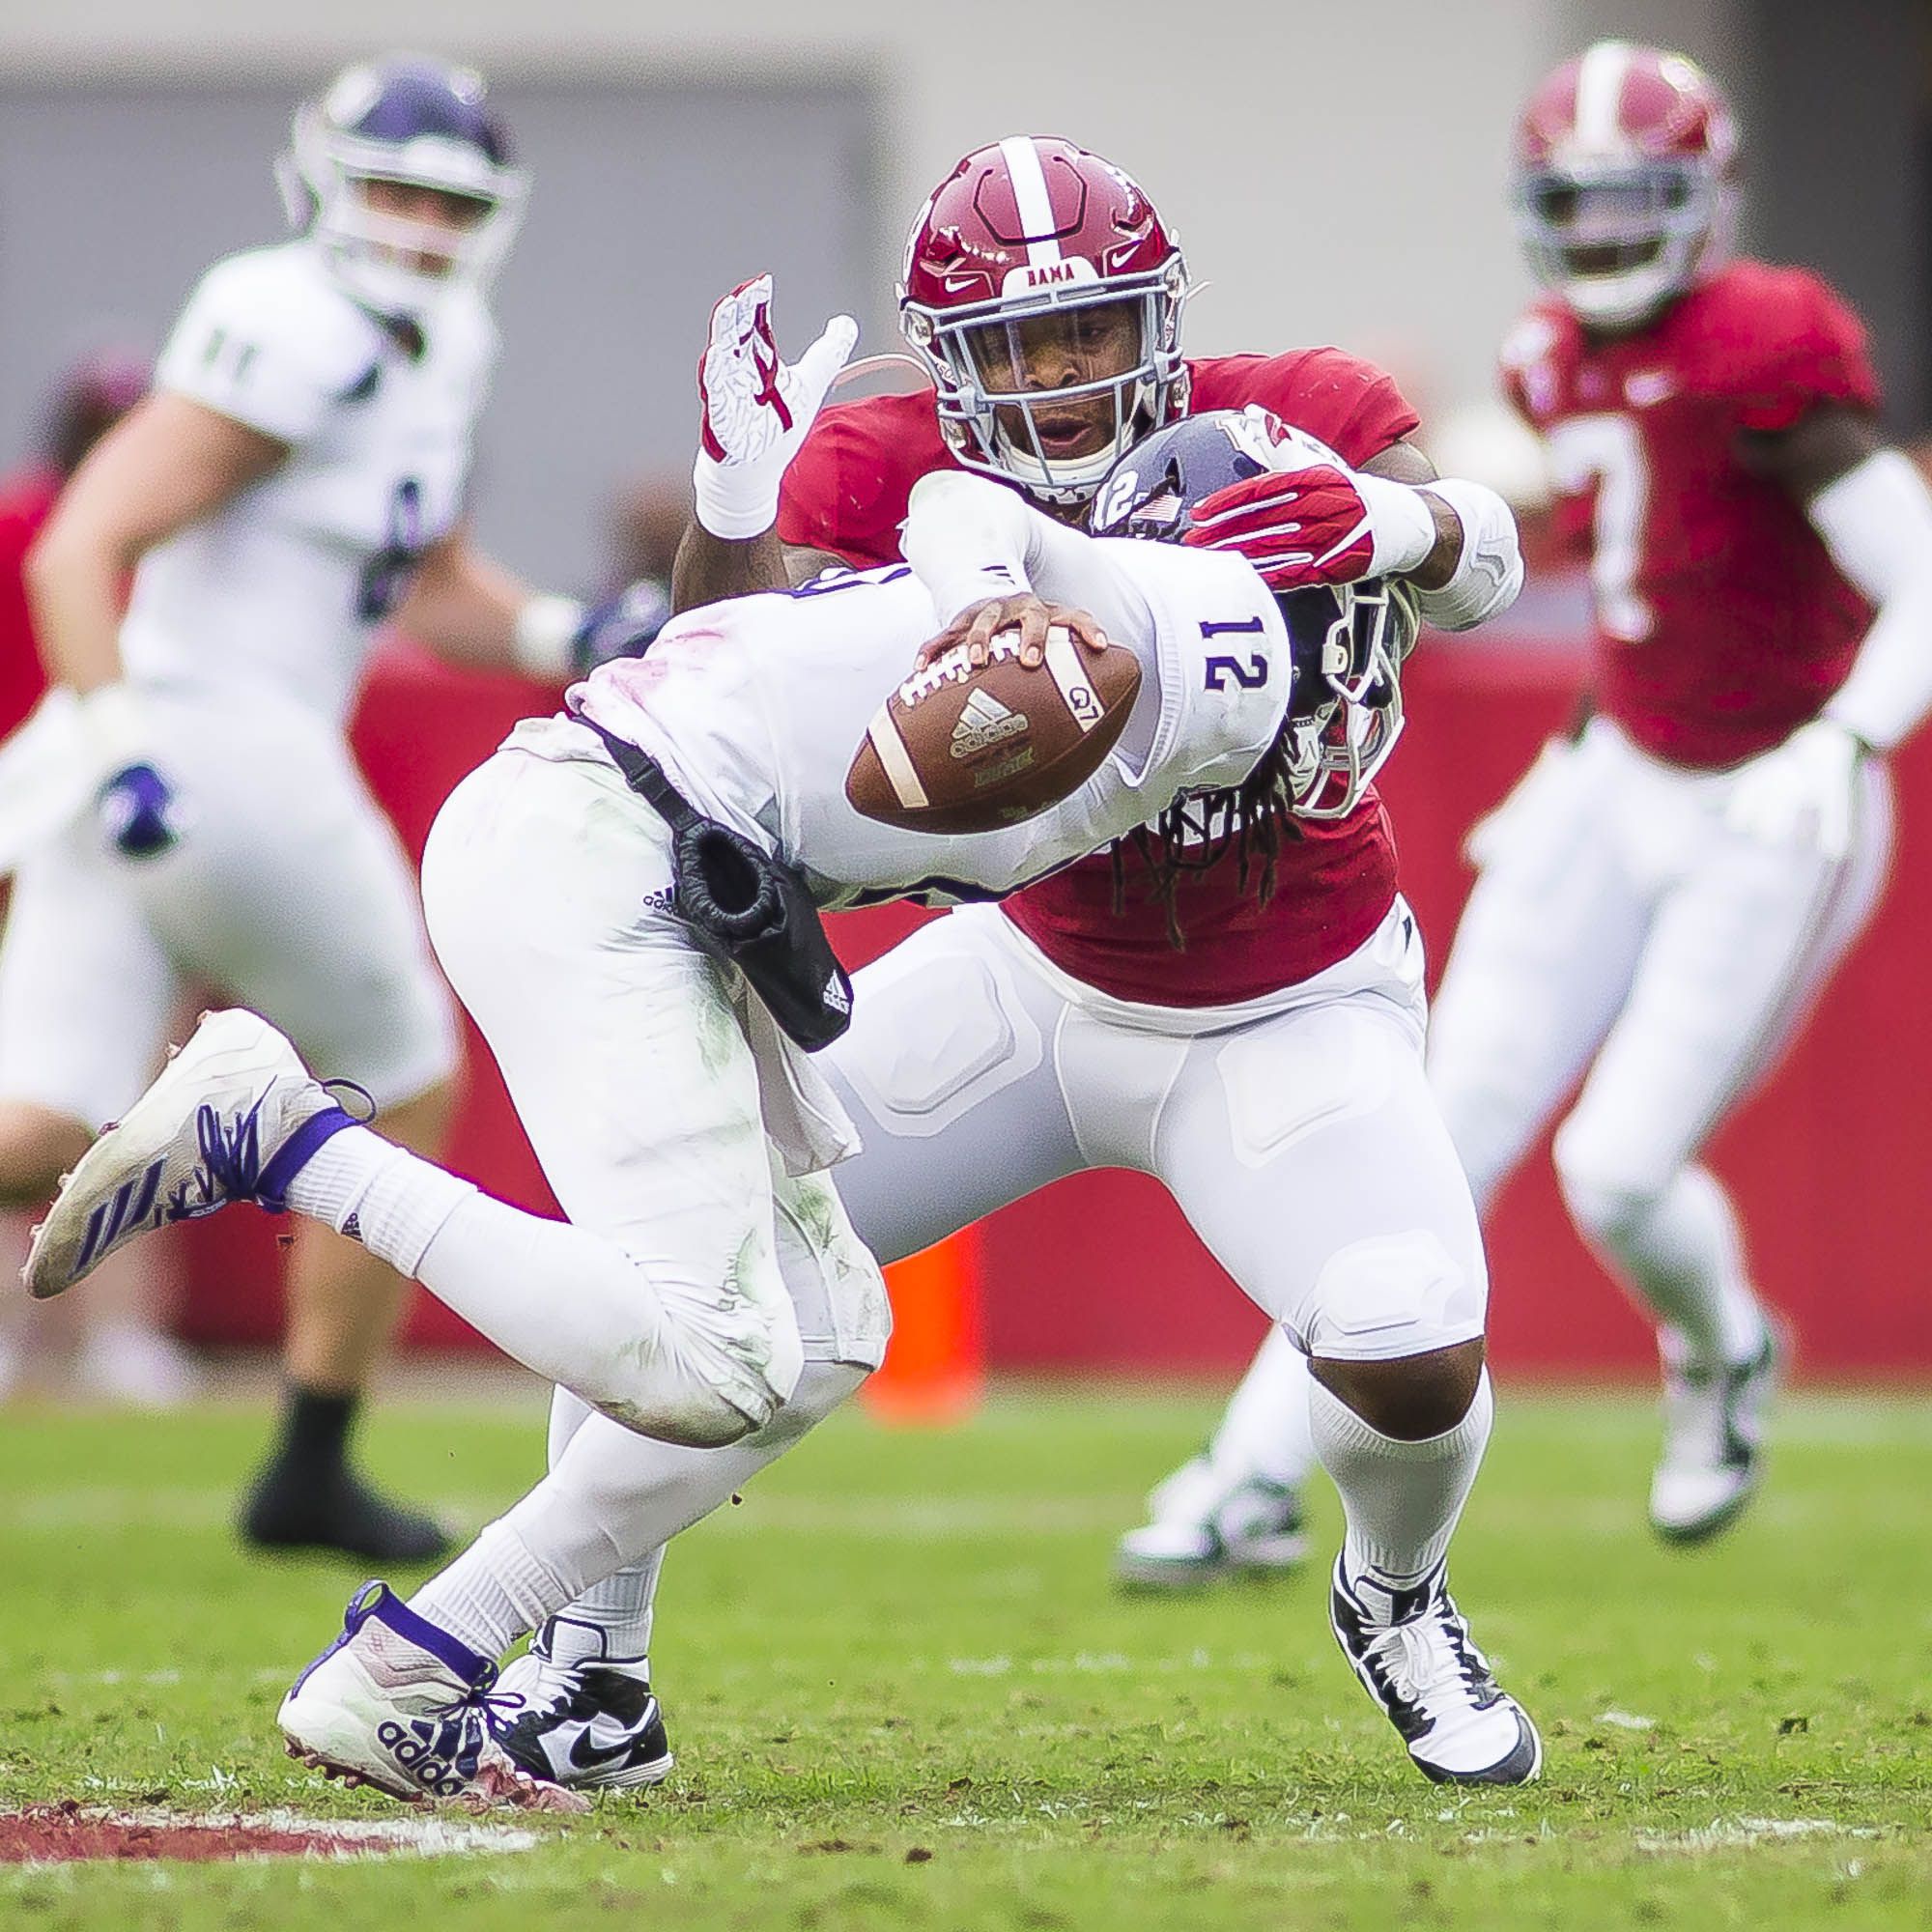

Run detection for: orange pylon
[[862, 1229, 984, 1424]]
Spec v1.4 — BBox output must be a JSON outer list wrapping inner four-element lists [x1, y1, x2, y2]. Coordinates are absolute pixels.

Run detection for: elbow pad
[[1409, 477, 1523, 632]]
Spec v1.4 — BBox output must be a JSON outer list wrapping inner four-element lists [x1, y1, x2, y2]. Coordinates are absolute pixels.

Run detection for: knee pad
[[1299, 1229, 1488, 1363]]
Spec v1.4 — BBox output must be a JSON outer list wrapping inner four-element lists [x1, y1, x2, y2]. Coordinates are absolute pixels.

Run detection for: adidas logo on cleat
[[376, 1718, 476, 1798], [951, 690, 1027, 758]]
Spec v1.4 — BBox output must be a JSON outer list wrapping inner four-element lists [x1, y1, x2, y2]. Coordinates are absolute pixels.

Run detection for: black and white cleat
[[1329, 1558, 1542, 1785]]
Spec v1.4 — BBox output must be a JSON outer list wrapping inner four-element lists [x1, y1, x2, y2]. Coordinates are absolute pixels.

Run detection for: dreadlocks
[[1109, 727, 1306, 949]]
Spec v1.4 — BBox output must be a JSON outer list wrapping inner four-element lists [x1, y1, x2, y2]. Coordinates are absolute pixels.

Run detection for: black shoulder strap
[[571, 707, 698, 834]]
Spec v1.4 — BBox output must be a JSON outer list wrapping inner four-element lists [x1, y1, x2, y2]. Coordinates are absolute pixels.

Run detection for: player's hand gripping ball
[[846, 599, 1141, 835]]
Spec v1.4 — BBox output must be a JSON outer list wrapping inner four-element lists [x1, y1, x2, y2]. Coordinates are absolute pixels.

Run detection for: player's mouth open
[[1030, 410, 1108, 457]]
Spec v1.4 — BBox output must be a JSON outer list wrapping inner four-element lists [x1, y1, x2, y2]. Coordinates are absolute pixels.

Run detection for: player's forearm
[[392, 537, 527, 666], [23, 520, 132, 694], [1407, 479, 1523, 630], [901, 471, 1043, 621], [1809, 449, 1932, 752], [670, 521, 791, 612], [395, 536, 588, 682], [1358, 440, 1521, 628]]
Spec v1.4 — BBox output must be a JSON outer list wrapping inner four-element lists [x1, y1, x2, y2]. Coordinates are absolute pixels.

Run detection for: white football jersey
[[559, 526, 1292, 908], [119, 241, 496, 725]]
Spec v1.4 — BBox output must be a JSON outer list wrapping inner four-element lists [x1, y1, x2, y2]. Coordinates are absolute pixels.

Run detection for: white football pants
[[0, 688, 458, 1126], [1431, 716, 1891, 1224], [1186, 712, 1895, 1469], [535, 891, 1491, 1660], [409, 745, 890, 1445]]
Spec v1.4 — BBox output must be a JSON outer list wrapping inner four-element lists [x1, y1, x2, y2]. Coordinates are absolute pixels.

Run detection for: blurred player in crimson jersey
[[496, 136, 1539, 1791], [1177, 43, 1932, 1550], [0, 352, 203, 1405]]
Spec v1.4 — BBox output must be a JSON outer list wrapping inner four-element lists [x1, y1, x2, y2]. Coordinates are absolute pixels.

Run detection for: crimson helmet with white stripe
[[898, 135, 1190, 504], [1513, 41, 1738, 330]]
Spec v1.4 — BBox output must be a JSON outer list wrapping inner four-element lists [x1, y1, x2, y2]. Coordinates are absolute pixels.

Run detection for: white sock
[[565, 1555, 665, 1662], [537, 1389, 659, 1662], [1208, 1325, 1318, 1490], [1309, 1370, 1493, 1591], [409, 1519, 577, 1662], [1600, 1166, 1766, 1370], [285, 1125, 471, 1276], [467, 1361, 867, 1665]]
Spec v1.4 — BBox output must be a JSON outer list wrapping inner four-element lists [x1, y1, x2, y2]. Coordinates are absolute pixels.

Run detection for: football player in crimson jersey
[[497, 135, 1539, 1789], [1161, 43, 1932, 1551]]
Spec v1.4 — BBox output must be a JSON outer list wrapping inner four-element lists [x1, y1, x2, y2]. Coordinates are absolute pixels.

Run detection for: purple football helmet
[[277, 54, 526, 319], [1092, 408, 1417, 820]]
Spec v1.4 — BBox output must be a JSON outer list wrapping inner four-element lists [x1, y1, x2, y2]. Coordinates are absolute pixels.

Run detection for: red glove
[[1183, 464, 1437, 592]]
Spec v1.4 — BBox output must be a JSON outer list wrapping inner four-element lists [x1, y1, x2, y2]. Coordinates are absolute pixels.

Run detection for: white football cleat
[[493, 1615, 674, 1792], [280, 1581, 587, 1813], [1114, 1454, 1308, 1589], [1649, 1326, 1779, 1545], [23, 1009, 358, 1299], [1329, 1559, 1542, 1785]]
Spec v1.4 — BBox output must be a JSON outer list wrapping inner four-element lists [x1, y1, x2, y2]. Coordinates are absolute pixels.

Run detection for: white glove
[[692, 274, 858, 540], [1722, 718, 1867, 862]]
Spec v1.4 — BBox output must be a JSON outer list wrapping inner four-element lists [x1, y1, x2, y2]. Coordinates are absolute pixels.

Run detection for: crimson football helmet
[[898, 135, 1191, 505], [1093, 412, 1415, 821], [277, 55, 526, 321], [1513, 41, 1738, 330]]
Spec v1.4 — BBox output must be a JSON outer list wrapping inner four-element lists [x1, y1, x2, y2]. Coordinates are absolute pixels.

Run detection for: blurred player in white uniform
[[3, 55, 607, 1558], [30, 412, 1541, 1801]]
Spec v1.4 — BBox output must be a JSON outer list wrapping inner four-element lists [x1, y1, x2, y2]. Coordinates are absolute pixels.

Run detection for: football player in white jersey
[[27, 411, 1540, 1803], [2, 55, 607, 1560]]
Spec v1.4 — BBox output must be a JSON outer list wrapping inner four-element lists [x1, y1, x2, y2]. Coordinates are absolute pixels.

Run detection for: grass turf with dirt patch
[[0, 1385, 1926, 1929]]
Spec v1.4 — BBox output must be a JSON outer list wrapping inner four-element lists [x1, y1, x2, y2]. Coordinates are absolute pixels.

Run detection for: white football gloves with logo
[[1722, 716, 1868, 862], [692, 274, 859, 540]]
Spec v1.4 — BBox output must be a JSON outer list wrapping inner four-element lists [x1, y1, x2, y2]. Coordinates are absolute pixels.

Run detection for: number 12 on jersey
[[1200, 616, 1269, 691], [1545, 412, 1653, 643]]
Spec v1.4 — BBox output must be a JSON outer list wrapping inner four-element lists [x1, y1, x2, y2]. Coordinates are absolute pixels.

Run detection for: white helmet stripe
[[1573, 40, 1634, 149], [997, 133, 1065, 268]]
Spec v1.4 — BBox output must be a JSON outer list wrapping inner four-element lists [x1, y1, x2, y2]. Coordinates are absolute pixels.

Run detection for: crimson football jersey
[[777, 352, 1419, 1006], [1503, 259, 1880, 770]]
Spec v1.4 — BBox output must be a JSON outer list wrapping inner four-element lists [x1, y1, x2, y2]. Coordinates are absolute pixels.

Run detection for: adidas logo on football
[[950, 689, 1027, 759]]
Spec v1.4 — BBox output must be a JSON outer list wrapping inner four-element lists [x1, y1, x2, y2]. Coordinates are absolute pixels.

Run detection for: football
[[845, 626, 1143, 835]]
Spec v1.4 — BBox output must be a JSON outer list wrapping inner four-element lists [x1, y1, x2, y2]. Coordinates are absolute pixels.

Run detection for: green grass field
[[1, 1382, 1928, 1929]]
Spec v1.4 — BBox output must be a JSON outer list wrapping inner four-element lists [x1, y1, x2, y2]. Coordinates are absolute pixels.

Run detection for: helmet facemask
[[903, 259, 1189, 506], [1515, 156, 1733, 330], [1272, 580, 1417, 821]]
